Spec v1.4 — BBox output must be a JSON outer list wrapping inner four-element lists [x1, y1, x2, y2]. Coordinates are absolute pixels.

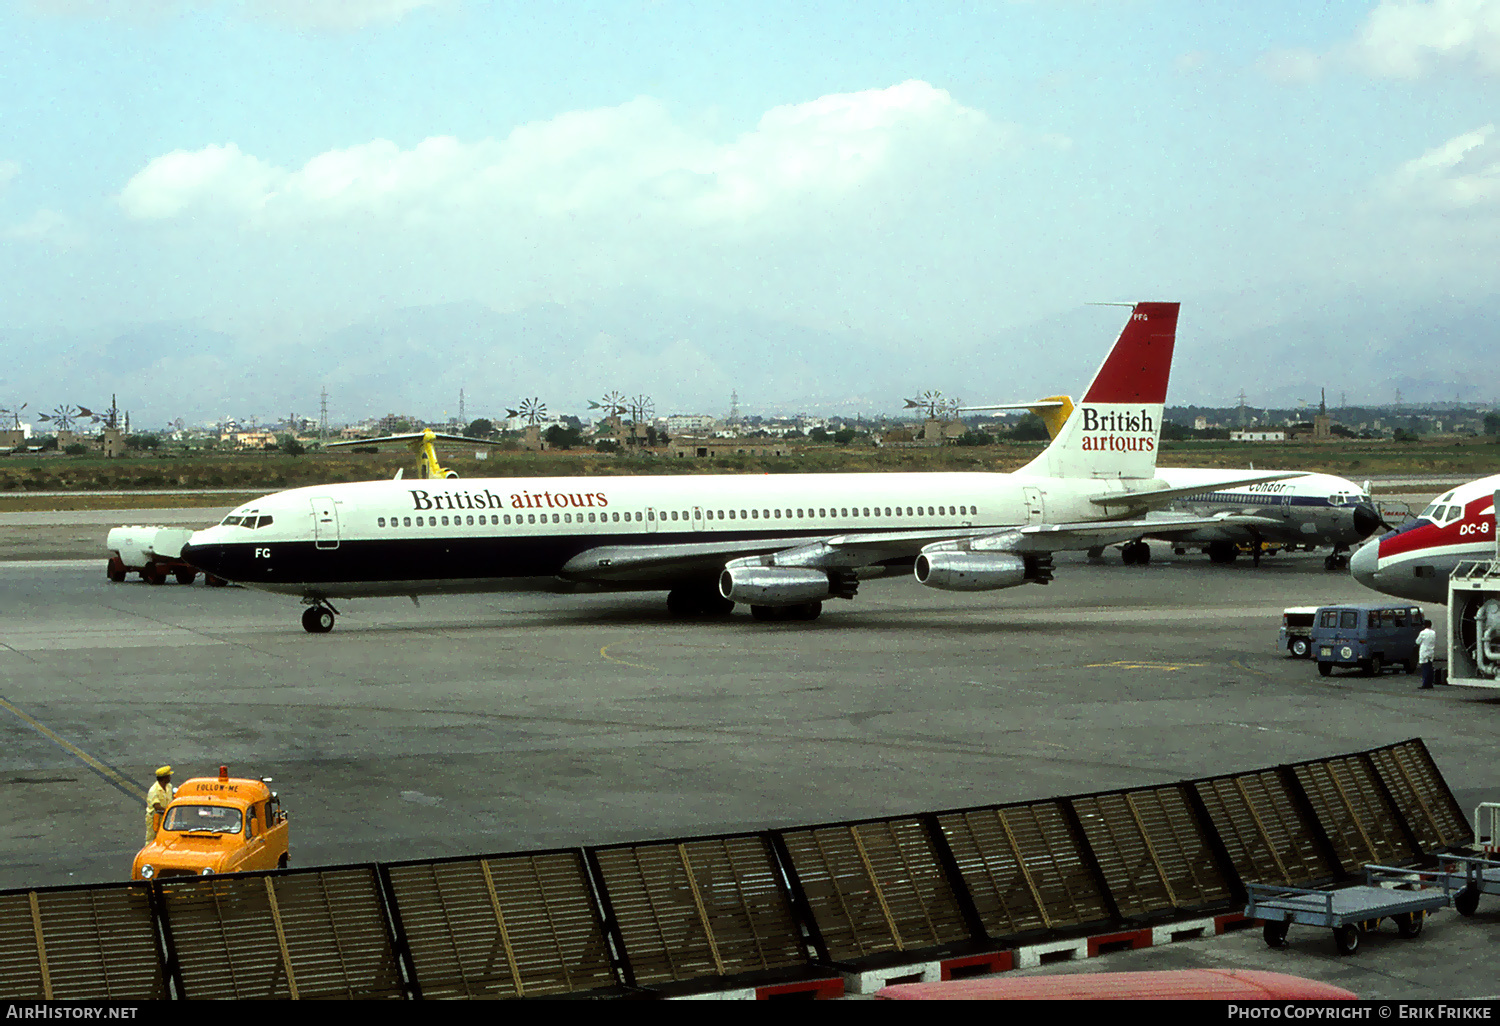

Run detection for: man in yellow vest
[[144, 766, 174, 844]]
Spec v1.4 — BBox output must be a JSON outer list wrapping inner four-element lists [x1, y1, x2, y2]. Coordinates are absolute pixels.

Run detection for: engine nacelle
[[915, 551, 1050, 591], [719, 566, 832, 606]]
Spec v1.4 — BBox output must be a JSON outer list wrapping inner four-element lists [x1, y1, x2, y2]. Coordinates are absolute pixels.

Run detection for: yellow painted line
[[599, 643, 659, 673], [1085, 660, 1207, 671], [0, 696, 148, 802]]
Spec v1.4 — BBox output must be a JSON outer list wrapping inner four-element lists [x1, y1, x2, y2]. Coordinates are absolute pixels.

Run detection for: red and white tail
[[1021, 302, 1179, 480]]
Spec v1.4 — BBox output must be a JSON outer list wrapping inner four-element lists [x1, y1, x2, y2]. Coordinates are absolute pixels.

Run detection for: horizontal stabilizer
[[327, 432, 506, 448]]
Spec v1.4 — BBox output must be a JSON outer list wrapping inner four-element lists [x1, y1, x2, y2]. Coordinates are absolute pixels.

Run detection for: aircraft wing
[[1085, 471, 1302, 509], [559, 516, 1237, 585]]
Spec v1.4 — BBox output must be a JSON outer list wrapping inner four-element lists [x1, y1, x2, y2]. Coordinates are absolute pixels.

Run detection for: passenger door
[[311, 497, 340, 550]]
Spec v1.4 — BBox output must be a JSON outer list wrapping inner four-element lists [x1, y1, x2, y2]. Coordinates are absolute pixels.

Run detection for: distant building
[[1229, 429, 1286, 442], [666, 414, 716, 434], [668, 437, 790, 458]]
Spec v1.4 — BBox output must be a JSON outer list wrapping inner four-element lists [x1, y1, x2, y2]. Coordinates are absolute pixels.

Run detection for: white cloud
[[4, 209, 84, 248], [1350, 0, 1500, 78], [119, 82, 1007, 232], [0, 160, 20, 189], [1261, 0, 1500, 82], [1385, 124, 1500, 209]]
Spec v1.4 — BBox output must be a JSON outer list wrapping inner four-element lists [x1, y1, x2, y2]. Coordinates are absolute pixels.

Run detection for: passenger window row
[[374, 504, 979, 530]]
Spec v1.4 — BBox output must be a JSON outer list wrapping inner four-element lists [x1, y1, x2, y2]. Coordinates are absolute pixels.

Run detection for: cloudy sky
[[2, 1, 1498, 426]]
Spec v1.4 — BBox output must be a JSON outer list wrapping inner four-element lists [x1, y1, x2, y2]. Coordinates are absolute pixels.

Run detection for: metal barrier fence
[[0, 737, 1470, 1000]]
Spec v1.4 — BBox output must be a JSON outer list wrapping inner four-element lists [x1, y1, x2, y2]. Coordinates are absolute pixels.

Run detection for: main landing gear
[[666, 586, 734, 620], [301, 600, 338, 634], [1325, 546, 1351, 572], [1119, 540, 1151, 565], [750, 602, 822, 622]]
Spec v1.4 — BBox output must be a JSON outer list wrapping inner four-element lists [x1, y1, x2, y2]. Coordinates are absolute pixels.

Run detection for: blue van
[[1311, 602, 1426, 677]]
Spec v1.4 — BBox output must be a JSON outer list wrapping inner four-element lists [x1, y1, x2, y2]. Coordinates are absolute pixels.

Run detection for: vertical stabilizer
[[1021, 302, 1178, 480]]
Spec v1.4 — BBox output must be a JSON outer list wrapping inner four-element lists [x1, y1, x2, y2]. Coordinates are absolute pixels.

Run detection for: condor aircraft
[[1349, 473, 1500, 602], [180, 302, 1293, 632], [961, 395, 1383, 568]]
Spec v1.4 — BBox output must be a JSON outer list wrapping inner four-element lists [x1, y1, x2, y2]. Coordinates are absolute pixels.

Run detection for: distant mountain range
[[3, 289, 1495, 428]]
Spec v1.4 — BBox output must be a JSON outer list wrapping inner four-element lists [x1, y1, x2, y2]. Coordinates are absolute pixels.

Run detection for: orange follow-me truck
[[132, 766, 289, 880]]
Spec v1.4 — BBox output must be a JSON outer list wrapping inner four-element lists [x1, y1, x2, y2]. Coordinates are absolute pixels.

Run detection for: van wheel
[[1318, 662, 1333, 677], [1365, 655, 1382, 677]]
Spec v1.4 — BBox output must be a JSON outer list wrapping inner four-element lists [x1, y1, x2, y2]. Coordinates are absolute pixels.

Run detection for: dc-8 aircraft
[[1349, 472, 1500, 602], [180, 302, 1293, 633]]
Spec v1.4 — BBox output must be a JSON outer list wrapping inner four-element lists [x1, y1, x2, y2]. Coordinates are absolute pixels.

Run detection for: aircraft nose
[[1352, 502, 1383, 539], [179, 539, 221, 575], [1349, 537, 1380, 588]]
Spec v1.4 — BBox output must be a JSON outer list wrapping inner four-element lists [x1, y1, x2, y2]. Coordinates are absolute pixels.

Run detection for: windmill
[[903, 390, 959, 420], [588, 390, 627, 417], [37, 404, 81, 431], [628, 394, 654, 425], [0, 402, 26, 430], [515, 397, 547, 426]]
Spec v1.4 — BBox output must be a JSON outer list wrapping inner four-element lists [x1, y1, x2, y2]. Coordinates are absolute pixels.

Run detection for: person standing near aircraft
[[1417, 619, 1437, 690], [144, 766, 173, 843]]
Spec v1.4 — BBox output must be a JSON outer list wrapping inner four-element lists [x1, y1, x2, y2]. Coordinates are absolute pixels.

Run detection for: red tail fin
[[1081, 302, 1178, 404]]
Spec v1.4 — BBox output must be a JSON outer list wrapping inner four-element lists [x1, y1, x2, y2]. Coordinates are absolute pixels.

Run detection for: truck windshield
[[163, 804, 243, 834]]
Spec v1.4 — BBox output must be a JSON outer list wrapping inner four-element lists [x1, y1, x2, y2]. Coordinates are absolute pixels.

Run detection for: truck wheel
[[1263, 920, 1290, 948], [1455, 886, 1480, 916], [142, 564, 165, 585], [1291, 638, 1310, 658], [1318, 662, 1333, 677], [107, 557, 127, 583], [1333, 925, 1360, 955], [1396, 911, 1424, 937]]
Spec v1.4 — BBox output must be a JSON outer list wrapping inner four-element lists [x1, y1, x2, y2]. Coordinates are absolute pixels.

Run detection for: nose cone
[[1349, 537, 1380, 589], [179, 535, 223, 576], [1352, 502, 1383, 540]]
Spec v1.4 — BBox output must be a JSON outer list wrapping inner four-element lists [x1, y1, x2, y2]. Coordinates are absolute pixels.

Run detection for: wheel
[[1365, 655, 1382, 677], [1318, 662, 1333, 677], [750, 605, 779, 622], [1290, 638, 1311, 659], [1324, 554, 1338, 571], [142, 564, 165, 585], [1208, 542, 1237, 564], [1333, 924, 1360, 955], [107, 557, 127, 583], [301, 606, 335, 634], [790, 601, 822, 621], [1135, 543, 1151, 566], [1455, 886, 1480, 916], [277, 853, 289, 870], [174, 569, 197, 585], [1086, 546, 1104, 559], [1396, 911, 1424, 937], [666, 588, 701, 618], [1263, 920, 1290, 948], [1120, 545, 1135, 565]]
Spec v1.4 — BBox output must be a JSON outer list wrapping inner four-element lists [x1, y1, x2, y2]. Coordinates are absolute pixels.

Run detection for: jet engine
[[914, 552, 1054, 591], [719, 567, 843, 606]]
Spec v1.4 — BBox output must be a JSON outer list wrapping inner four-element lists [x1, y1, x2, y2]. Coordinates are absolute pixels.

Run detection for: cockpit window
[[1420, 504, 1439, 520], [255, 516, 273, 528], [221, 516, 242, 526]]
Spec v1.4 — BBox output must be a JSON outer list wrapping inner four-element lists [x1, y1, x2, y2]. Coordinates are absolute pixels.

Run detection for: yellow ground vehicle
[[132, 766, 288, 880]]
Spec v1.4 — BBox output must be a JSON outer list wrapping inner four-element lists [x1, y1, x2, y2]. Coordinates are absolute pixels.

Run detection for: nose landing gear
[[301, 600, 339, 634], [1325, 546, 1351, 572]]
